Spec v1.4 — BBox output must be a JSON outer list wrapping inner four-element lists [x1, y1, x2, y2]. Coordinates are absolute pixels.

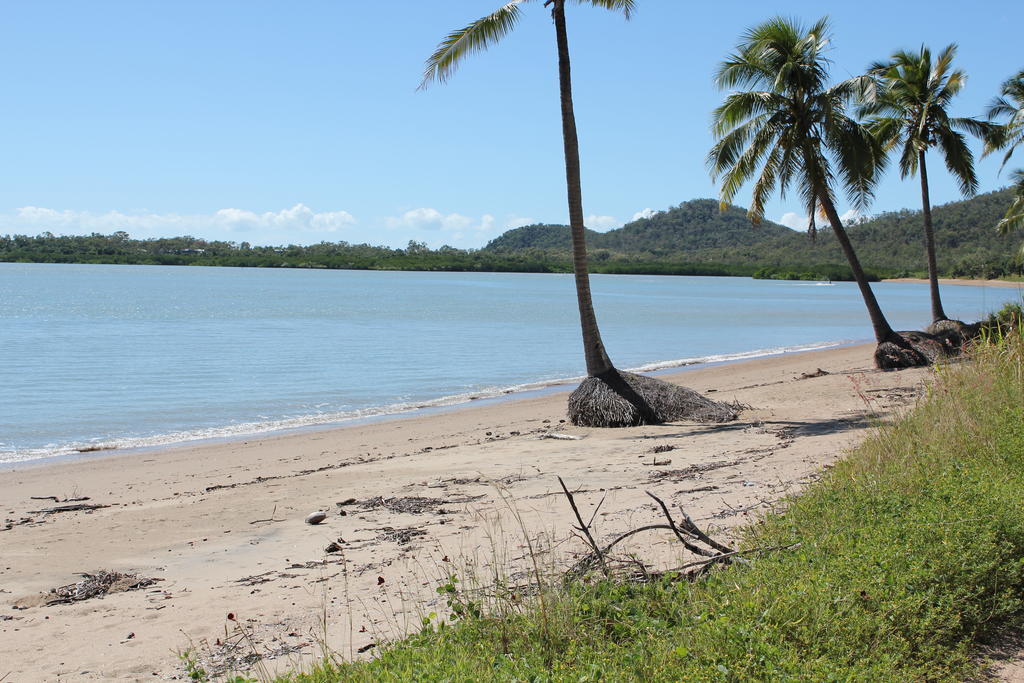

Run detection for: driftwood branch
[[664, 542, 801, 573], [677, 505, 734, 555], [645, 491, 717, 558], [27, 503, 108, 515], [558, 476, 609, 577], [557, 477, 782, 581]]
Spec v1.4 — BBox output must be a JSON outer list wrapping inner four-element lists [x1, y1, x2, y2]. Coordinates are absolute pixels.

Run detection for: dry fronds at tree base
[[567, 371, 738, 427], [875, 324, 985, 369], [874, 341, 930, 369]]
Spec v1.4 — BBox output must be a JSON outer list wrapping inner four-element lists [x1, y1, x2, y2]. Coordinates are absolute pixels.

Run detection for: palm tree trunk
[[918, 151, 947, 322], [551, 0, 614, 377], [818, 195, 903, 345]]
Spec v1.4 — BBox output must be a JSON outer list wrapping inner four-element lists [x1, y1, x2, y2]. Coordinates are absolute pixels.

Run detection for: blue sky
[[1, 0, 1021, 248]]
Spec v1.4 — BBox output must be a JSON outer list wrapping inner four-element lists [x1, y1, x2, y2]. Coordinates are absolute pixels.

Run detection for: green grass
[[275, 333, 1024, 682]]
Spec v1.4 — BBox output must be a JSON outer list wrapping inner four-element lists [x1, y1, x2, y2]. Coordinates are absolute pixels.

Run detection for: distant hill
[[482, 190, 1021, 279], [485, 200, 794, 255]]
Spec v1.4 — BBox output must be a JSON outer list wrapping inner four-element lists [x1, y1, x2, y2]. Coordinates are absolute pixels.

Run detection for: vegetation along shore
[[2, 189, 1020, 281]]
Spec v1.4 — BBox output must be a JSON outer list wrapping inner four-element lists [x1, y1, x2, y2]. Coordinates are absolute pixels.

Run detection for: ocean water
[[1, 262, 1020, 464]]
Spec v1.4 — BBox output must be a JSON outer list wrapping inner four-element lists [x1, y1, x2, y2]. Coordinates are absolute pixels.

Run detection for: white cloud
[[631, 208, 657, 221], [778, 208, 865, 231], [476, 214, 495, 232], [840, 209, 863, 225], [585, 214, 622, 231], [8, 204, 356, 242], [504, 216, 535, 230], [778, 211, 805, 230], [380, 208, 503, 248], [385, 207, 474, 232]]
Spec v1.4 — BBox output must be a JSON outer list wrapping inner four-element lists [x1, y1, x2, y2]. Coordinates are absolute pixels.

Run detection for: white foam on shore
[[0, 339, 855, 465]]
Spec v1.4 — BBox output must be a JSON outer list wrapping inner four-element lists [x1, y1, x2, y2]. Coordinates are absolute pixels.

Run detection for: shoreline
[[884, 276, 1024, 289], [0, 339, 856, 470], [0, 342, 931, 680]]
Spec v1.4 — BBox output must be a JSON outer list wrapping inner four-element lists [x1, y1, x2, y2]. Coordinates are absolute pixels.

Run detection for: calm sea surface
[[1, 263, 1020, 464]]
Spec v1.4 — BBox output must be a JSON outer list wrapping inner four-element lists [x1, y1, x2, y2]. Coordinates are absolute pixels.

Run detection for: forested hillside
[[483, 189, 1020, 279]]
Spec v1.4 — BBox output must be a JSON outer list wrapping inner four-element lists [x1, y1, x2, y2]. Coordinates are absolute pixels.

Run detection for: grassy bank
[[276, 334, 1024, 681]]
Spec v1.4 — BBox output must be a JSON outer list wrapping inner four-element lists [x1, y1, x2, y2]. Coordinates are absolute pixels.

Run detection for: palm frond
[[984, 71, 1024, 172], [420, 1, 529, 89], [572, 0, 635, 18], [996, 170, 1024, 235], [827, 113, 885, 209], [934, 126, 978, 196]]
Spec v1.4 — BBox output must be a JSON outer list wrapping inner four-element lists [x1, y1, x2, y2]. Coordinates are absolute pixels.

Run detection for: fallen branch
[[664, 542, 802, 573], [645, 491, 717, 558], [677, 505, 734, 555], [28, 503, 108, 515], [249, 505, 283, 525], [558, 477, 609, 577], [563, 488, 749, 580]]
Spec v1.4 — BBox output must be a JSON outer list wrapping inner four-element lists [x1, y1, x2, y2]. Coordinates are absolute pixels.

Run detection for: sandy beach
[[0, 343, 935, 681], [884, 277, 1024, 290]]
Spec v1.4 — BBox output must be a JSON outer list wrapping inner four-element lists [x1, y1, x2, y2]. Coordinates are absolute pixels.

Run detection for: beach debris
[[357, 642, 377, 653], [324, 538, 346, 553], [236, 571, 276, 586], [45, 570, 161, 606], [3, 517, 37, 531], [376, 526, 427, 546], [178, 619, 311, 679], [360, 495, 484, 515], [643, 458, 672, 466], [647, 458, 743, 482], [249, 505, 283, 525], [679, 485, 719, 495], [799, 368, 830, 379], [557, 478, 778, 582], [539, 433, 582, 440], [336, 498, 358, 506], [76, 445, 115, 453], [304, 511, 328, 525], [27, 503, 109, 515], [426, 476, 482, 488], [29, 495, 90, 503], [650, 444, 676, 453]]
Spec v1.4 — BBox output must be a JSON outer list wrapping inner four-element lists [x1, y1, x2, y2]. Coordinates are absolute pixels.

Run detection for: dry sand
[[0, 343, 935, 681], [884, 277, 1024, 290]]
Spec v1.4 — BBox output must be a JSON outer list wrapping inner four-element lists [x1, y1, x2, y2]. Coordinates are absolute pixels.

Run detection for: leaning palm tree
[[708, 16, 927, 369], [984, 70, 1024, 250], [861, 44, 986, 325], [422, 1, 735, 426]]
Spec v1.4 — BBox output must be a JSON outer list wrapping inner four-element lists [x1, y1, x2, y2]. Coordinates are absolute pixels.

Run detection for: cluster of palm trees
[[421, 3, 1022, 425], [709, 17, 1024, 368]]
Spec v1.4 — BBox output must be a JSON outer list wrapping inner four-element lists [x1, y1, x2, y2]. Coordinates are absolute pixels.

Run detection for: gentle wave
[[0, 339, 854, 466]]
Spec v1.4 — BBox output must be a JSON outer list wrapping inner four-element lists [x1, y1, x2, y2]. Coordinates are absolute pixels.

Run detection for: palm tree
[[861, 45, 986, 325], [708, 16, 927, 369], [422, 1, 735, 426], [984, 70, 1024, 249]]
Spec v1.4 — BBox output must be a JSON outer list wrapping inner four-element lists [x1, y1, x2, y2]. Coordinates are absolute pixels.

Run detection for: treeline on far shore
[[0, 232, 894, 282]]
